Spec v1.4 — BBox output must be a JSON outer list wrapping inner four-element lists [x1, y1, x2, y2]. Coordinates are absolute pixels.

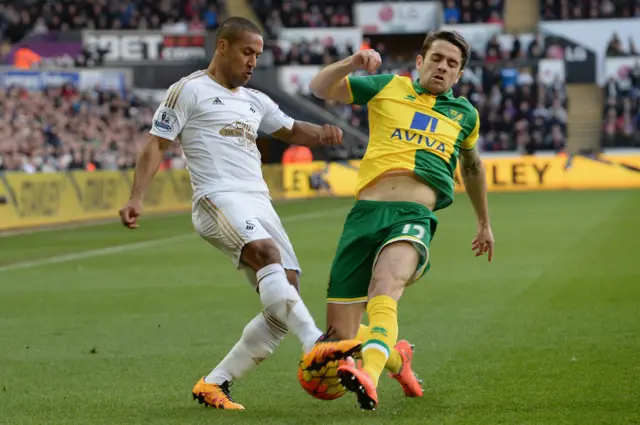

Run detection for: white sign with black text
[[82, 30, 206, 63], [355, 2, 441, 34]]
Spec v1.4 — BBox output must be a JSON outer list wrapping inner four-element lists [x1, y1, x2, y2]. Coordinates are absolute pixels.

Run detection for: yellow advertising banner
[[453, 154, 640, 192], [1, 154, 639, 231], [282, 154, 640, 199], [561, 154, 640, 190], [0, 169, 193, 231], [282, 161, 360, 199]]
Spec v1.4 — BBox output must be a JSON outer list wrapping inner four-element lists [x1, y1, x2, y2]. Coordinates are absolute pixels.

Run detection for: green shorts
[[327, 200, 438, 304]]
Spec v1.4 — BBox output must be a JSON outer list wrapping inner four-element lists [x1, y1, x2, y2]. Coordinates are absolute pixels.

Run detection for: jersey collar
[[413, 79, 453, 98]]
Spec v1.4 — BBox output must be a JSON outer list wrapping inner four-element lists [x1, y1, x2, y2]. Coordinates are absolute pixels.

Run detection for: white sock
[[205, 311, 287, 384], [257, 263, 323, 352]]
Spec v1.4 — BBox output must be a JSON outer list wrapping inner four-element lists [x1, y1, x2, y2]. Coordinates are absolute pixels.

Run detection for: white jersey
[[149, 70, 294, 202]]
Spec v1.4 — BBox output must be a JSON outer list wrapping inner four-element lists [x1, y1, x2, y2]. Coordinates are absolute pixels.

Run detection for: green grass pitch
[[0, 191, 639, 424]]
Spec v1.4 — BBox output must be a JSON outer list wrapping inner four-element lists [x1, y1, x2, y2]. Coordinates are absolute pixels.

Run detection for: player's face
[[222, 32, 264, 88], [416, 40, 464, 95]]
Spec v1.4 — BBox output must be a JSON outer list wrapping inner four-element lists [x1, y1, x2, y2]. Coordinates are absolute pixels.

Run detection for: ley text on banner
[[282, 154, 640, 199]]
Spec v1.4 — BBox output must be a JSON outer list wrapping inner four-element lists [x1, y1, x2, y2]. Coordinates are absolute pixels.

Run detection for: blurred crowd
[[602, 60, 640, 147], [541, 0, 640, 20], [254, 0, 504, 37], [271, 39, 355, 66], [253, 0, 352, 38], [442, 0, 504, 24], [459, 69, 568, 153], [0, 84, 183, 173], [1, 0, 638, 173], [275, 31, 546, 67], [0, 0, 222, 45]]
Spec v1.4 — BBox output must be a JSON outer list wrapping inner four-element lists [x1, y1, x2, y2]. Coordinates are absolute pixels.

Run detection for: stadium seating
[[0, 84, 183, 173], [0, 0, 224, 45], [442, 0, 505, 24], [601, 61, 640, 147], [271, 37, 354, 66], [540, 0, 639, 20], [254, 0, 505, 33], [252, 0, 353, 36]]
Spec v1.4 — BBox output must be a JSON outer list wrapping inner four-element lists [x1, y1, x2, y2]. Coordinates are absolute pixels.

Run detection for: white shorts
[[192, 192, 301, 288]]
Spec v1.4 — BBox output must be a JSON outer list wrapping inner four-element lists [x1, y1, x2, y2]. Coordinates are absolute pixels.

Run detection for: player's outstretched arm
[[120, 79, 195, 229], [119, 135, 171, 229], [459, 146, 494, 261], [272, 121, 343, 147], [309, 50, 382, 103], [130, 135, 172, 201]]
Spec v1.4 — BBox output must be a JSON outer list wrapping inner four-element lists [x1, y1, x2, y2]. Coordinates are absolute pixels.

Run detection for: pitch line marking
[[0, 208, 347, 274]]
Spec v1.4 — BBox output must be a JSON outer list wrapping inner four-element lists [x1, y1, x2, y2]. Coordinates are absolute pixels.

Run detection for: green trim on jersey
[[347, 74, 395, 105], [414, 150, 455, 211], [412, 79, 451, 97], [350, 76, 480, 211], [411, 79, 479, 210], [430, 91, 478, 174]]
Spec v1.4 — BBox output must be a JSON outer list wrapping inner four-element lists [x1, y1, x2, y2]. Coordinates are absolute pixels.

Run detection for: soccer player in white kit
[[118, 17, 362, 410]]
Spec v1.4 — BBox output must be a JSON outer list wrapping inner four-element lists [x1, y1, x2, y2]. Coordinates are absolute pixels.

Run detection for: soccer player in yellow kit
[[308, 30, 495, 410]]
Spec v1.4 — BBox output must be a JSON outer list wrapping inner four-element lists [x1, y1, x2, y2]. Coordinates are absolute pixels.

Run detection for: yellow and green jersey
[[345, 74, 479, 211]]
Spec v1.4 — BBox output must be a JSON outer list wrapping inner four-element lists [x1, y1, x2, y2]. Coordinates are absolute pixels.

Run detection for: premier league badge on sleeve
[[154, 110, 177, 132]]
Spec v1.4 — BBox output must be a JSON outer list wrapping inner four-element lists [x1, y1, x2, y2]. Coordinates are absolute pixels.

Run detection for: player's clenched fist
[[320, 124, 343, 146], [119, 198, 143, 229], [348, 49, 382, 73]]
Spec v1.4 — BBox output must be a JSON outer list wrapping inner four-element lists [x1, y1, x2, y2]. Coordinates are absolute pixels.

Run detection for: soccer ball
[[297, 356, 355, 400]]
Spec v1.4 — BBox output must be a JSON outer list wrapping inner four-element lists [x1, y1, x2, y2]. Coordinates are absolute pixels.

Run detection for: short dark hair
[[215, 17, 262, 44], [420, 30, 470, 70]]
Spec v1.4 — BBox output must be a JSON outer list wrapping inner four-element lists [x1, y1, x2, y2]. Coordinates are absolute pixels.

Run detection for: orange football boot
[[337, 362, 379, 410], [299, 333, 362, 370], [192, 377, 245, 410], [388, 340, 423, 397]]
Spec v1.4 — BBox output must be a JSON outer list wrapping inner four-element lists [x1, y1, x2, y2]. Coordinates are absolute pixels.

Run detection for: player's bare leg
[[326, 303, 365, 340], [337, 242, 420, 410], [242, 239, 361, 368]]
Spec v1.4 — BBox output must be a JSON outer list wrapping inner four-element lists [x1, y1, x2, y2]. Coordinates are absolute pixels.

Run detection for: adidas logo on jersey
[[212, 97, 224, 105]]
